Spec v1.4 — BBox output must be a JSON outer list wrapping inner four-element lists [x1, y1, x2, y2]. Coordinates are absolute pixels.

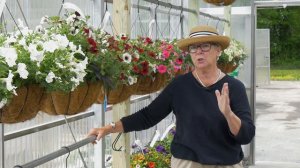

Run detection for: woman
[[87, 25, 255, 168]]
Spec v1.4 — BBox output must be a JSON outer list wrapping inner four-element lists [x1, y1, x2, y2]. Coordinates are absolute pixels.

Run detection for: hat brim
[[177, 36, 230, 51]]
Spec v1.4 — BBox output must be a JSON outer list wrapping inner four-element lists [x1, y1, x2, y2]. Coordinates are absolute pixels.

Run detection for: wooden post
[[224, 6, 232, 36], [112, 0, 131, 168], [188, 0, 199, 30]]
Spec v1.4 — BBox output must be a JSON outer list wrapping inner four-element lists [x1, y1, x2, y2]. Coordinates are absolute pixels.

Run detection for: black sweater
[[121, 72, 255, 165]]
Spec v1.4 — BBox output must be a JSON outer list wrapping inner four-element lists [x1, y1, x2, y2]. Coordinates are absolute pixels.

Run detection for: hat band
[[189, 31, 218, 38]]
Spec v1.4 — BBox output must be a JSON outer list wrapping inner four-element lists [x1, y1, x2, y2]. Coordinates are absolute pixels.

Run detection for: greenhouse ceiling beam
[[143, 0, 197, 14], [255, 0, 300, 7], [199, 11, 229, 25]]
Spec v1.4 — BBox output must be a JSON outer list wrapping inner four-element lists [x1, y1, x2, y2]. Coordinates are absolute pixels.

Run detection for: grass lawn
[[271, 69, 300, 81]]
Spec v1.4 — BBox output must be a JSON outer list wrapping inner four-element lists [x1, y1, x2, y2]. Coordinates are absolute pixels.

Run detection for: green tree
[[257, 7, 300, 68]]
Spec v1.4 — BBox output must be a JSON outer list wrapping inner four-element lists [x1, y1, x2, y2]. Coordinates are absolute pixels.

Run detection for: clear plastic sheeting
[[2, 0, 102, 32], [4, 111, 96, 168]]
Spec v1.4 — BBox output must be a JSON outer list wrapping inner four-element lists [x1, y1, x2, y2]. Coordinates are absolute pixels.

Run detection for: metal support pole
[[250, 0, 256, 166], [13, 136, 96, 168], [0, 123, 4, 168]]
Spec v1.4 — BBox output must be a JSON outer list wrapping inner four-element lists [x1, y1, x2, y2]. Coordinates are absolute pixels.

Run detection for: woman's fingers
[[87, 128, 102, 144], [215, 89, 220, 97]]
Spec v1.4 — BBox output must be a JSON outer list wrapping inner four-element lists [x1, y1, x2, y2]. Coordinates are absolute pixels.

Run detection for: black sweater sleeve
[[229, 81, 255, 144], [120, 80, 174, 133]]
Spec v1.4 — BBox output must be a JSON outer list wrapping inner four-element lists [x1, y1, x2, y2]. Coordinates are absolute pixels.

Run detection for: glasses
[[189, 43, 212, 53]]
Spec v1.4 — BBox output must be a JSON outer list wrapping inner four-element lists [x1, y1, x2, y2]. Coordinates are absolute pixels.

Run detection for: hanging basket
[[218, 63, 238, 73], [97, 82, 139, 104], [40, 82, 102, 115], [0, 85, 44, 124], [135, 73, 167, 95], [203, 0, 235, 6]]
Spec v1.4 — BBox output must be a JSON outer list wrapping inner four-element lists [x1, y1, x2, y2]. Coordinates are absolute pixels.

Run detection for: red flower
[[166, 44, 173, 51], [148, 162, 155, 168], [141, 61, 149, 68], [147, 51, 156, 58], [137, 48, 144, 54], [121, 35, 128, 41], [83, 28, 90, 35], [132, 57, 139, 62], [90, 46, 98, 54], [175, 58, 183, 65], [133, 65, 140, 73], [141, 68, 149, 76], [87, 38, 97, 47], [120, 73, 125, 80], [87, 38, 98, 54], [144, 37, 153, 44], [124, 43, 131, 51]]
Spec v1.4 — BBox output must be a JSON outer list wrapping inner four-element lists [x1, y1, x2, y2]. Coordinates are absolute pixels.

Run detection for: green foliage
[[257, 7, 300, 67], [271, 69, 300, 81]]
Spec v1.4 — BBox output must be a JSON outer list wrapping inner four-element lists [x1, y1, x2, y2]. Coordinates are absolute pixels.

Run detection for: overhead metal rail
[[143, 0, 229, 24], [255, 0, 300, 7]]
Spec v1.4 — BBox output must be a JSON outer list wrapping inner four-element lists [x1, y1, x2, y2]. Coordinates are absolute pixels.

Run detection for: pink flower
[[166, 44, 173, 50], [175, 58, 183, 65], [173, 65, 181, 72], [162, 50, 170, 59], [157, 65, 167, 74]]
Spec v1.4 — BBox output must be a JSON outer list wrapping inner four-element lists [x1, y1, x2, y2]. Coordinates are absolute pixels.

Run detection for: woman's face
[[189, 42, 221, 70]]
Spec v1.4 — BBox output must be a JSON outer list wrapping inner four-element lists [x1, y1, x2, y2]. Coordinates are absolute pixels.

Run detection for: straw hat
[[177, 25, 230, 51]]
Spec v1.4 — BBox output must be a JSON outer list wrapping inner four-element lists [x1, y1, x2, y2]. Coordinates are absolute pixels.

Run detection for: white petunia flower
[[69, 42, 77, 52], [35, 25, 44, 33], [71, 77, 80, 91], [43, 40, 59, 53], [28, 43, 44, 62], [0, 99, 8, 109], [40, 15, 49, 24], [0, 47, 18, 67], [19, 38, 27, 47], [128, 76, 136, 85], [122, 53, 132, 63], [46, 71, 56, 83], [17, 63, 29, 79], [56, 62, 65, 69], [15, 27, 32, 37], [54, 34, 69, 48], [77, 57, 88, 71], [4, 36, 17, 46], [149, 63, 157, 73], [5, 70, 17, 95], [62, 3, 86, 20], [66, 14, 77, 25]]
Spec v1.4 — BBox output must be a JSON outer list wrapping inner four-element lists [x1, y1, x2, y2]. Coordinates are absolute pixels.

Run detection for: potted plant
[[217, 39, 247, 73], [0, 23, 44, 123]]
